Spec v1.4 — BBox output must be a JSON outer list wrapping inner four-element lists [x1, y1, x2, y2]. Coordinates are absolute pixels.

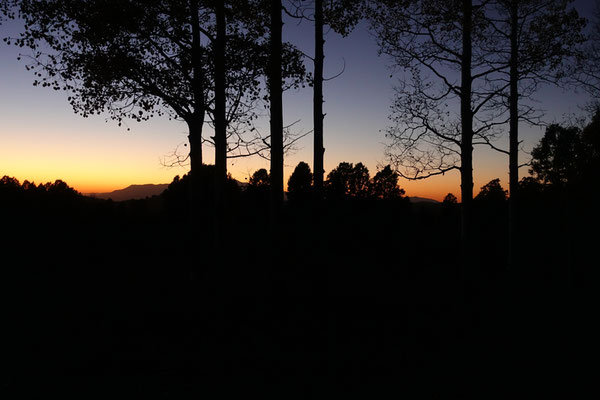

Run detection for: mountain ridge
[[407, 196, 440, 204], [86, 183, 169, 201]]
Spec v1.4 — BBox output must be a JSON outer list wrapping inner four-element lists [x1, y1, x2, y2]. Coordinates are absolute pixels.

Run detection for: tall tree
[[286, 0, 365, 201], [213, 0, 227, 243], [486, 0, 585, 268], [313, 0, 325, 200], [269, 0, 285, 223], [370, 0, 506, 264]]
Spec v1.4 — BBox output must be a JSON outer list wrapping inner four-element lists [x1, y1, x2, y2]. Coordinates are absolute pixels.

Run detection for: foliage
[[325, 161, 370, 198], [249, 168, 270, 187], [370, 165, 404, 199], [0, 175, 81, 218], [443, 193, 458, 205], [287, 162, 313, 203], [0, 175, 79, 197], [474, 178, 508, 204], [323, 0, 368, 37], [324, 162, 405, 200], [529, 109, 600, 191], [530, 124, 584, 187]]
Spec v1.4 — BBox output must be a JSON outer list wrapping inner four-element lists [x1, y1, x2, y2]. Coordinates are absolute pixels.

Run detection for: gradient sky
[[0, 1, 595, 199]]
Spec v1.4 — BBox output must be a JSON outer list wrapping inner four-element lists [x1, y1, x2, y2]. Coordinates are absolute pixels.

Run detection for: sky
[[0, 1, 596, 200]]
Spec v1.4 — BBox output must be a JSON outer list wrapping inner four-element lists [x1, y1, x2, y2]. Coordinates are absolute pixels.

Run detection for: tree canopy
[[287, 161, 313, 203]]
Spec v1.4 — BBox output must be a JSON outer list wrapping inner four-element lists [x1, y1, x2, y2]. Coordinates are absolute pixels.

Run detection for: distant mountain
[[407, 196, 440, 204], [87, 184, 169, 201]]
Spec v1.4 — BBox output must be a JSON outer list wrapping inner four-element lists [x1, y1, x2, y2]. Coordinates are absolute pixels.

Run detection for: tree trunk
[[269, 0, 284, 223], [188, 114, 204, 223], [313, 0, 325, 200], [508, 0, 519, 269], [214, 1, 227, 246], [460, 0, 474, 267], [189, 0, 205, 232]]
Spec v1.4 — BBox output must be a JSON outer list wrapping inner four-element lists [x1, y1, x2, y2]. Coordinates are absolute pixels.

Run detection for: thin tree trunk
[[313, 0, 325, 200], [188, 115, 204, 222], [190, 0, 205, 231], [214, 1, 227, 246], [508, 0, 519, 269], [460, 0, 474, 267], [269, 0, 284, 223]]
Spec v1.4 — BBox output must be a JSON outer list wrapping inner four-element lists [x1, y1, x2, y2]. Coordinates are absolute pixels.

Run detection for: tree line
[[1, 0, 599, 269]]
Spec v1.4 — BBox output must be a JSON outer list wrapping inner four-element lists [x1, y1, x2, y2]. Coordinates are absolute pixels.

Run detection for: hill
[[87, 184, 169, 201], [407, 196, 440, 204]]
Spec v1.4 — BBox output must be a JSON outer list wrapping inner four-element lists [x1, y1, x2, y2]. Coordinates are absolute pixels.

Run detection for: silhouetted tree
[[265, 0, 283, 226], [369, 0, 509, 262], [246, 167, 271, 209], [369, 165, 404, 199], [348, 162, 370, 197], [488, 0, 585, 268], [249, 168, 271, 188], [287, 161, 313, 203], [325, 161, 370, 198], [443, 193, 458, 205], [285, 0, 366, 200], [530, 111, 600, 192], [0, 175, 20, 190], [313, 0, 325, 201], [442, 192, 459, 218], [326, 162, 353, 198], [474, 178, 508, 204], [530, 124, 584, 188]]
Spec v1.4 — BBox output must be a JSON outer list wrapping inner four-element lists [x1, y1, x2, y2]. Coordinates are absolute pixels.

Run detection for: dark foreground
[[2, 190, 597, 397]]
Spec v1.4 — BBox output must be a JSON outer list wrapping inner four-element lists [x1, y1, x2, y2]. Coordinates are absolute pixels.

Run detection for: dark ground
[[1, 189, 597, 397]]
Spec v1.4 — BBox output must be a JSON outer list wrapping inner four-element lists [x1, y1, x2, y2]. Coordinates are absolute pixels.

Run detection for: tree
[[530, 124, 584, 188], [443, 193, 458, 205], [347, 162, 370, 197], [370, 0, 508, 263], [530, 111, 600, 193], [370, 165, 405, 199], [325, 161, 370, 198], [287, 161, 313, 203], [247, 167, 271, 208], [268, 0, 285, 227], [313, 0, 325, 200], [249, 168, 271, 187], [474, 178, 508, 204], [285, 0, 366, 201], [488, 0, 585, 268], [442, 192, 459, 217]]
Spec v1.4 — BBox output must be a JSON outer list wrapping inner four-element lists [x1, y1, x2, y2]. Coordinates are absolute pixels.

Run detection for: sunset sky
[[0, 1, 595, 200]]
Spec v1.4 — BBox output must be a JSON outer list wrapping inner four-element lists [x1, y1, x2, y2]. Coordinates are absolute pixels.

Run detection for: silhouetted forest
[[3, 111, 599, 395], [2, 0, 600, 397]]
